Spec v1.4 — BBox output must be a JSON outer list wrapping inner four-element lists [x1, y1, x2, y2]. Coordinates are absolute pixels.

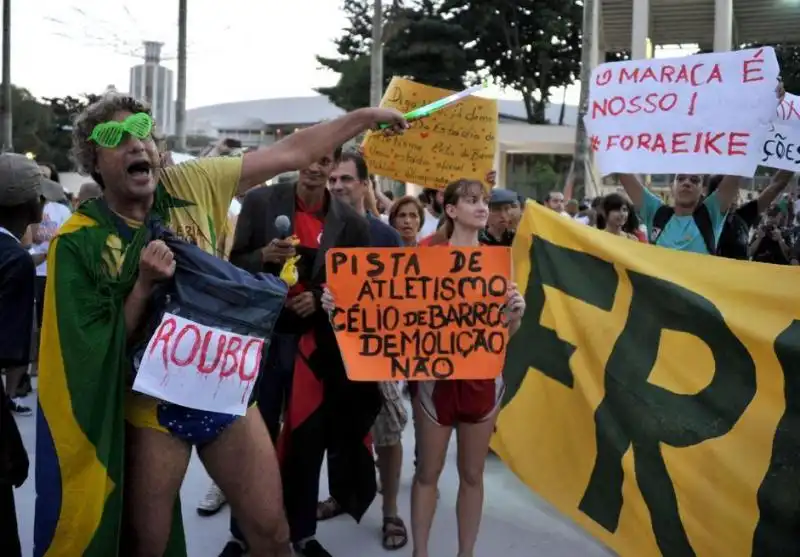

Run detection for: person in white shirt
[[566, 199, 590, 225], [417, 188, 444, 240], [29, 180, 71, 336], [19, 179, 69, 391]]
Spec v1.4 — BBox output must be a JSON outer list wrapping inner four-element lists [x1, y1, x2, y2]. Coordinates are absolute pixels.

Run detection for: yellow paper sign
[[362, 77, 498, 190]]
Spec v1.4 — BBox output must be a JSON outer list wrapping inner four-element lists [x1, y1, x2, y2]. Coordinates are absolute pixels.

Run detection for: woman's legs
[[454, 413, 498, 557], [377, 442, 403, 518], [410, 397, 452, 557], [124, 425, 192, 557], [199, 406, 291, 557]]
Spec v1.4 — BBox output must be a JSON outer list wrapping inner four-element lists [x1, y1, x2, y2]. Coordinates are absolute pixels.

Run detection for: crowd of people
[[0, 81, 795, 557]]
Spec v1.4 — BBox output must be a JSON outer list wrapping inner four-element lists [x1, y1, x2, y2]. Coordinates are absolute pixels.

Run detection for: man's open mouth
[[127, 160, 152, 178]]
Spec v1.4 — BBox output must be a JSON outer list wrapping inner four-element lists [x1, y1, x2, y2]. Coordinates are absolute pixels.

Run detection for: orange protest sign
[[326, 246, 512, 381]]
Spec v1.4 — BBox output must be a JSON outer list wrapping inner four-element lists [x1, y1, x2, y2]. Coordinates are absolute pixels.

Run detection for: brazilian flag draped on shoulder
[[34, 187, 186, 557]]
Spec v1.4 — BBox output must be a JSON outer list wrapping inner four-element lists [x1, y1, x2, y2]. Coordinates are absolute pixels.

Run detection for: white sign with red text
[[777, 93, 800, 128], [132, 312, 264, 416], [584, 47, 780, 177]]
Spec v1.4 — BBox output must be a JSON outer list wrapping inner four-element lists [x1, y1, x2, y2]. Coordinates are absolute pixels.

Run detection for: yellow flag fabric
[[493, 202, 800, 557]]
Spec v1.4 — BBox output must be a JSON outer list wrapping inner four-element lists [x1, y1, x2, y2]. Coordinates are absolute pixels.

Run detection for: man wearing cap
[[480, 188, 518, 246], [0, 153, 44, 556]]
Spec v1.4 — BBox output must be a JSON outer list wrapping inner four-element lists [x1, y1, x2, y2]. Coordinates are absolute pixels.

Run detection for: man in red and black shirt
[[227, 147, 378, 557]]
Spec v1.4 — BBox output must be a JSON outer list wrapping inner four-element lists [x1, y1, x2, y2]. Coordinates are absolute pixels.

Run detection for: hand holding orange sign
[[325, 246, 512, 382]]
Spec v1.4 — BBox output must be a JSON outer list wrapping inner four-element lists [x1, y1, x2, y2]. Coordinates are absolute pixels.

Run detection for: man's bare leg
[[199, 406, 291, 557], [124, 425, 192, 557]]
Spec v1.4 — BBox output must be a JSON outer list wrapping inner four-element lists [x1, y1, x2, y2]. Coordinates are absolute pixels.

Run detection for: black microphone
[[275, 214, 291, 240]]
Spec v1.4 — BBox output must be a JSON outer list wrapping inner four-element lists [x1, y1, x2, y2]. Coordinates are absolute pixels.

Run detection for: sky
[[16, 0, 351, 108], [14, 0, 693, 110]]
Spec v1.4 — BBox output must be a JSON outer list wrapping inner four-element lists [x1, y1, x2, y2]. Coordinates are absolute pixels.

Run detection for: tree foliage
[[11, 86, 53, 160], [384, 1, 471, 90], [317, 55, 373, 111], [441, 0, 583, 124], [763, 44, 800, 94], [41, 94, 100, 170], [318, 1, 631, 119], [317, 0, 470, 111]]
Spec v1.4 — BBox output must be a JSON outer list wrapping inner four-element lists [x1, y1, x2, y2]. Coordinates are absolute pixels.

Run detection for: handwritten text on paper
[[584, 47, 780, 177], [362, 77, 498, 190]]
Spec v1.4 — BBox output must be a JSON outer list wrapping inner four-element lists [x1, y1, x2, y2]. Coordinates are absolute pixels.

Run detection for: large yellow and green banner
[[493, 202, 800, 557]]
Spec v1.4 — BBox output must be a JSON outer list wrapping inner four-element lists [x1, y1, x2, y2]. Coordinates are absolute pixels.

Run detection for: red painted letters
[[198, 332, 226, 374], [779, 99, 800, 122], [146, 318, 262, 382], [239, 339, 264, 381], [592, 93, 679, 118], [604, 131, 750, 156], [149, 317, 177, 370], [594, 62, 725, 89], [220, 337, 243, 378], [742, 48, 765, 83], [617, 63, 723, 87]]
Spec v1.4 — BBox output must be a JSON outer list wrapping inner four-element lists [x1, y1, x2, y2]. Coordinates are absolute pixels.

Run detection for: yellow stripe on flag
[[39, 236, 115, 556]]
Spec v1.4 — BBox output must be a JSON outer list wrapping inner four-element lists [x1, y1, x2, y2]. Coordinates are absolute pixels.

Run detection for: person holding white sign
[[34, 91, 409, 557], [619, 172, 739, 254]]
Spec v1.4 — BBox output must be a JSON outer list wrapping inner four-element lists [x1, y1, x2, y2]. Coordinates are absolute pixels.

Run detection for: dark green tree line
[[317, 0, 471, 110], [1, 90, 99, 170], [319, 0, 622, 125], [41, 94, 100, 170], [441, 0, 583, 123]]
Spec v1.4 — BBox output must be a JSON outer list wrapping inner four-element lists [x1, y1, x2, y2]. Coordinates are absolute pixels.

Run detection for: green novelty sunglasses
[[88, 112, 154, 148]]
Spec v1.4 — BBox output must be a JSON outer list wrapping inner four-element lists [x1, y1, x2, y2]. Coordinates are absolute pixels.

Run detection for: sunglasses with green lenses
[[88, 112, 154, 148]]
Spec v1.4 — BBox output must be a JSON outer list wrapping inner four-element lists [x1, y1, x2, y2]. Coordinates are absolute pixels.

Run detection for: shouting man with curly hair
[[32, 92, 407, 557]]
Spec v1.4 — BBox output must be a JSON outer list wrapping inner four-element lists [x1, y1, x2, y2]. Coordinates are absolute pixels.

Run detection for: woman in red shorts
[[322, 178, 525, 557]]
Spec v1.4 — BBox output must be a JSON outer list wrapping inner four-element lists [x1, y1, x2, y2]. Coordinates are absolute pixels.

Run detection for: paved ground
[[13, 386, 613, 556]]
